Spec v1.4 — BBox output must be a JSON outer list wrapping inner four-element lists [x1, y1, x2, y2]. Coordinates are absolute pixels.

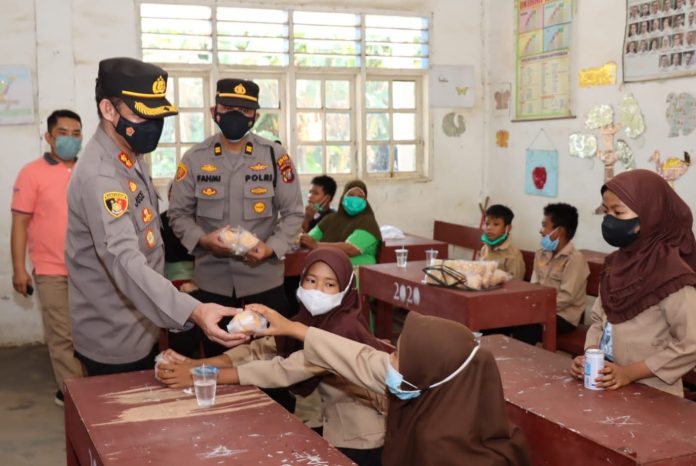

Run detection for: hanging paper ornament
[[568, 133, 598, 158], [585, 104, 614, 130], [615, 139, 634, 169], [618, 93, 645, 139]]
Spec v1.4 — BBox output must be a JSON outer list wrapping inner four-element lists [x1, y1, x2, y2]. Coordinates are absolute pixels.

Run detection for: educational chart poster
[[0, 66, 34, 125], [525, 149, 559, 197], [515, 0, 574, 120], [623, 0, 696, 82]]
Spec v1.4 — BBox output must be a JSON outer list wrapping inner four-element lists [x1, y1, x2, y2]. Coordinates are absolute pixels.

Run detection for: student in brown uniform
[[571, 170, 696, 397], [479, 204, 526, 280], [253, 308, 532, 466]]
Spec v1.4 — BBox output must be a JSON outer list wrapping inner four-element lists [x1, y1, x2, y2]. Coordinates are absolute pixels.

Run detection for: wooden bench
[[484, 334, 696, 465], [432, 220, 483, 259]]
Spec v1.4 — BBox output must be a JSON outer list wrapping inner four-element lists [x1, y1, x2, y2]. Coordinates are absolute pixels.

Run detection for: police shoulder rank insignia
[[276, 154, 295, 183], [250, 186, 268, 195], [244, 142, 254, 155], [214, 143, 222, 156], [249, 163, 268, 171], [118, 153, 134, 170], [175, 162, 188, 182], [200, 164, 218, 172], [103, 192, 128, 218], [253, 201, 266, 214], [142, 207, 154, 224], [128, 180, 138, 192], [201, 187, 218, 196], [145, 228, 157, 249]]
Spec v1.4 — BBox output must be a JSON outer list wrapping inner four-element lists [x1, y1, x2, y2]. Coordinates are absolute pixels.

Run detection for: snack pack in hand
[[227, 309, 268, 334], [154, 351, 174, 382], [425, 259, 512, 290], [219, 226, 260, 255]]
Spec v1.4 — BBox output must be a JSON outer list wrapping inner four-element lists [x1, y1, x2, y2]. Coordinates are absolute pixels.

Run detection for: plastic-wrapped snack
[[227, 309, 268, 334], [491, 269, 513, 287], [219, 226, 260, 255], [154, 351, 174, 382], [480, 261, 498, 289]]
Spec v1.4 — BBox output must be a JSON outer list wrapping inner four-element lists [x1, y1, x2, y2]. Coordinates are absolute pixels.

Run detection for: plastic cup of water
[[395, 248, 408, 267], [473, 332, 483, 345], [190, 365, 219, 407], [425, 249, 438, 266]]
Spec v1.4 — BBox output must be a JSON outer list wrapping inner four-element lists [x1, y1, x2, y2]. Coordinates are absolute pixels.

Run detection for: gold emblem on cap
[[153, 76, 166, 94], [234, 83, 247, 95]]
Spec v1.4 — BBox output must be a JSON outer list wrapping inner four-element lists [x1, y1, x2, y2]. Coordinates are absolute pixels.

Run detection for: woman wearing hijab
[[570, 170, 696, 397], [158, 248, 391, 466], [300, 180, 382, 266], [254, 307, 532, 466]]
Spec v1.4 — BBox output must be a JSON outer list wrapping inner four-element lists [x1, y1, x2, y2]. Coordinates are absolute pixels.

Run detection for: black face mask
[[602, 215, 640, 248], [216, 110, 254, 141], [114, 111, 164, 155]]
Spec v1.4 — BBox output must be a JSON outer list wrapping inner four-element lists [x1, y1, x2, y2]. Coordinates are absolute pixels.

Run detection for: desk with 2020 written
[[64, 371, 355, 466], [359, 261, 558, 351]]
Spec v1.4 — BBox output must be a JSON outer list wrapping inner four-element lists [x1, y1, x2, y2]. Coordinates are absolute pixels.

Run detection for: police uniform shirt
[[66, 127, 198, 364], [168, 132, 304, 298]]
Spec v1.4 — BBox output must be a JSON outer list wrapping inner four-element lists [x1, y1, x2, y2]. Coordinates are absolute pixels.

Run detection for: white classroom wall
[[0, 0, 484, 345]]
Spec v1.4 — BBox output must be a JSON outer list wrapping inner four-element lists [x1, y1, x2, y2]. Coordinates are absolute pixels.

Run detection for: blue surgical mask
[[54, 136, 81, 160], [342, 196, 367, 216], [385, 345, 480, 400], [540, 228, 560, 252]]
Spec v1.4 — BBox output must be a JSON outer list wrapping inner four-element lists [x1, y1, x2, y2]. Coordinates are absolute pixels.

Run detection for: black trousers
[[509, 315, 577, 346], [338, 446, 383, 466], [76, 344, 159, 377]]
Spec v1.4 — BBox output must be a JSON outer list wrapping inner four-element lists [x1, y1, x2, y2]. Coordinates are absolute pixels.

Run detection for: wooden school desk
[[359, 261, 557, 351], [483, 334, 696, 466], [283, 233, 449, 276], [64, 371, 354, 466]]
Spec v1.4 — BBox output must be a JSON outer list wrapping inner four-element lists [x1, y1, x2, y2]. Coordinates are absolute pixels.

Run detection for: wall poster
[[624, 0, 696, 82], [515, 0, 574, 120]]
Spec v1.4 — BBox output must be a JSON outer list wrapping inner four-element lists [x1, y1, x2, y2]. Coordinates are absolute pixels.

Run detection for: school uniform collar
[[540, 240, 576, 260], [491, 236, 512, 251]]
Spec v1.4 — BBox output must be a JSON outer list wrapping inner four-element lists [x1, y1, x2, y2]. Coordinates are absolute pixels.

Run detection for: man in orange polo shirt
[[11, 109, 85, 406]]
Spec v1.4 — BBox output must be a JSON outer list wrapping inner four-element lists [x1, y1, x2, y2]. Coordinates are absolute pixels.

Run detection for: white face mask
[[297, 273, 354, 316]]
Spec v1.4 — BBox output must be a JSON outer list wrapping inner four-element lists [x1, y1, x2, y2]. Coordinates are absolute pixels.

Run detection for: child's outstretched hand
[[161, 348, 191, 364], [157, 360, 196, 388], [247, 303, 308, 341], [570, 355, 584, 379]]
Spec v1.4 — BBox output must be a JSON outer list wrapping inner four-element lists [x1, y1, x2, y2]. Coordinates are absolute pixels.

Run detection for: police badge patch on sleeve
[[276, 154, 295, 183], [175, 162, 188, 182], [103, 192, 129, 218]]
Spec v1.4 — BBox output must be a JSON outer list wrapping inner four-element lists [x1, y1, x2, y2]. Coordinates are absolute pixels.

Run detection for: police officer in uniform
[[169, 79, 304, 356], [66, 58, 246, 376]]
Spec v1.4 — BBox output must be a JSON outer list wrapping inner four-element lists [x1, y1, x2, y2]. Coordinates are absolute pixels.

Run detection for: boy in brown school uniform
[[511, 203, 589, 345], [479, 204, 525, 280]]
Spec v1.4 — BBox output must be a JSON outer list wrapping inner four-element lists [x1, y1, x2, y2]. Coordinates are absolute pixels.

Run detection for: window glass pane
[[366, 81, 389, 108], [366, 42, 428, 58], [393, 113, 415, 140], [294, 39, 359, 55], [217, 22, 287, 38], [179, 112, 205, 143], [325, 113, 350, 141], [141, 18, 211, 35], [143, 49, 212, 64], [296, 80, 321, 108], [395, 144, 417, 172], [294, 25, 360, 41], [293, 11, 360, 26], [217, 37, 289, 53], [151, 147, 177, 179], [366, 144, 390, 173], [218, 51, 288, 66], [254, 79, 280, 109], [297, 145, 323, 173], [325, 81, 350, 109], [366, 113, 390, 141], [327, 145, 352, 173], [160, 116, 176, 144], [296, 112, 323, 141], [365, 15, 428, 29], [166, 77, 175, 106], [141, 4, 211, 20], [365, 28, 428, 44], [253, 112, 280, 140], [393, 81, 416, 109], [141, 34, 212, 51], [217, 7, 287, 23], [366, 56, 429, 69], [178, 78, 204, 108], [295, 55, 359, 67]]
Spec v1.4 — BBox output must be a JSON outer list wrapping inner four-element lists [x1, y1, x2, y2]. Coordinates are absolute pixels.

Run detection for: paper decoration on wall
[[666, 93, 696, 137], [429, 65, 475, 108], [618, 93, 645, 139], [496, 130, 509, 148], [568, 133, 598, 158], [649, 150, 691, 187], [578, 62, 617, 88], [0, 65, 35, 125], [585, 104, 614, 130], [525, 149, 558, 198], [615, 140, 635, 170], [442, 112, 466, 137], [493, 83, 511, 117]]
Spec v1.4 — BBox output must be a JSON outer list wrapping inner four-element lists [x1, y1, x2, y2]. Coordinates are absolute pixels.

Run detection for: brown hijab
[[316, 179, 382, 243], [383, 313, 531, 466], [275, 248, 391, 396], [600, 169, 696, 324]]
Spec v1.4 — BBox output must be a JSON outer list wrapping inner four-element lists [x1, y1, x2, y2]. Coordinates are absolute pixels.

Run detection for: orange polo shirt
[[11, 154, 74, 276]]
